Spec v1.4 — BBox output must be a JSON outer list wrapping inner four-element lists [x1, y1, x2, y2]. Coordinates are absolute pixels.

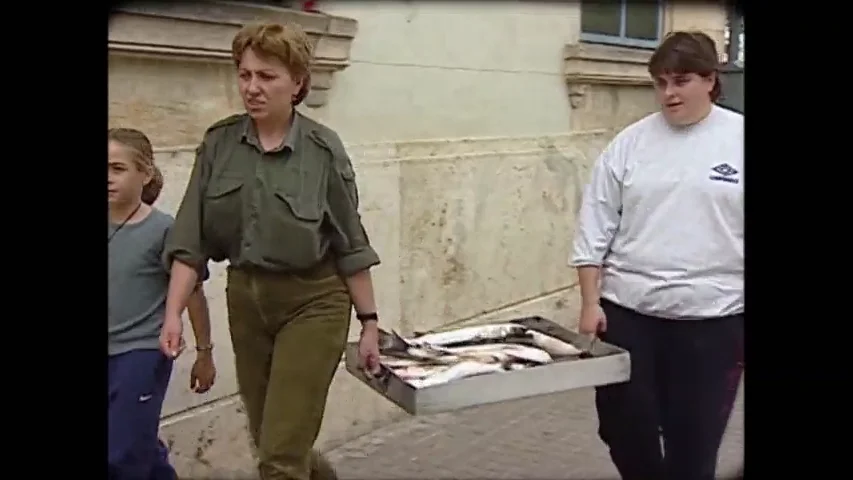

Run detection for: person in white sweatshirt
[[570, 31, 743, 480]]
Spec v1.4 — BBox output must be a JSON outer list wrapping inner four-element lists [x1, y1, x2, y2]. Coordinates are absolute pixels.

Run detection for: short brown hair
[[108, 128, 163, 205], [648, 31, 722, 101], [232, 23, 314, 106]]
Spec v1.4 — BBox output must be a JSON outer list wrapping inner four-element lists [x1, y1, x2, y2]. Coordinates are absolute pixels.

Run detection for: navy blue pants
[[595, 299, 744, 480], [108, 349, 177, 480]]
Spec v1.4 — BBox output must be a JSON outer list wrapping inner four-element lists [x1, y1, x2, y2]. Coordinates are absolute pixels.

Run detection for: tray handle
[[355, 364, 394, 394]]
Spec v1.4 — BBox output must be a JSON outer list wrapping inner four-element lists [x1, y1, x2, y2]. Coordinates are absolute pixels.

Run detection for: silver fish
[[379, 329, 418, 352], [379, 330, 461, 363], [378, 324, 575, 389], [380, 357, 427, 368], [408, 360, 511, 389], [526, 331, 583, 356], [407, 323, 528, 347], [392, 365, 448, 380], [439, 343, 553, 364]]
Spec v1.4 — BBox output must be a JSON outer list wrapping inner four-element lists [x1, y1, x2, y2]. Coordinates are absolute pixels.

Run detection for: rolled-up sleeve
[[325, 144, 381, 277], [570, 145, 624, 267], [163, 143, 210, 277]]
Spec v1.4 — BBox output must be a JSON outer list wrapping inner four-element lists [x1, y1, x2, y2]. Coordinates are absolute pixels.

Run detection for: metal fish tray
[[344, 316, 631, 415]]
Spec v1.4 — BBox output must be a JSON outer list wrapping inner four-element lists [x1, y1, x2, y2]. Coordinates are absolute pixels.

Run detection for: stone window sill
[[108, 1, 358, 108], [563, 43, 654, 108]]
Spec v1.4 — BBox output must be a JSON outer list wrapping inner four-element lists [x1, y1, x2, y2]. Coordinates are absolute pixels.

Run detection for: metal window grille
[[718, 3, 745, 113]]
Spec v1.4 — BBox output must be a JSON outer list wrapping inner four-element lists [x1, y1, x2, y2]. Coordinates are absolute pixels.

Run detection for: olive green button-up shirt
[[164, 112, 380, 277]]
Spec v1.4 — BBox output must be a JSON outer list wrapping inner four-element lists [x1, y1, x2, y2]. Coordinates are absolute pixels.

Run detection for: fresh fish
[[407, 323, 528, 347], [501, 344, 553, 364], [382, 352, 460, 368], [380, 357, 427, 368], [407, 360, 511, 389], [405, 347, 456, 361], [378, 330, 461, 364], [439, 343, 553, 364], [439, 343, 514, 355], [374, 323, 579, 389], [526, 331, 584, 357], [378, 329, 417, 353], [392, 365, 448, 380], [442, 330, 584, 357]]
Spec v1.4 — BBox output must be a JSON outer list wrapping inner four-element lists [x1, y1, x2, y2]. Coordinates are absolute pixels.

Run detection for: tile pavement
[[326, 384, 744, 480]]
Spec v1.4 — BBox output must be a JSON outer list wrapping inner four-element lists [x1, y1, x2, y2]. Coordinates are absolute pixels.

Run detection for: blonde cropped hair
[[232, 22, 314, 106], [108, 128, 163, 205]]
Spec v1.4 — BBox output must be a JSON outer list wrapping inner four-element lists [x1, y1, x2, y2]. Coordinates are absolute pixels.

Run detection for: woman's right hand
[[578, 303, 607, 336], [159, 312, 185, 358]]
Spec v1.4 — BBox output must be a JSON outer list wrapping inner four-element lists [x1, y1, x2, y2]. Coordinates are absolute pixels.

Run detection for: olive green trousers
[[226, 263, 351, 480]]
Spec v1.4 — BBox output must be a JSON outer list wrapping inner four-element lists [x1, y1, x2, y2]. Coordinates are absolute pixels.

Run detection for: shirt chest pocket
[[264, 154, 327, 260], [270, 146, 328, 223], [203, 175, 244, 254], [272, 190, 321, 222], [269, 172, 323, 235]]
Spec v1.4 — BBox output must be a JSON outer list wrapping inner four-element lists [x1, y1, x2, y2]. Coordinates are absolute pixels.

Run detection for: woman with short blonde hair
[[161, 22, 383, 480]]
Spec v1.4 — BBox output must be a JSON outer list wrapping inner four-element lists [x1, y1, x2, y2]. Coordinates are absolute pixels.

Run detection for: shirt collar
[[240, 112, 301, 153]]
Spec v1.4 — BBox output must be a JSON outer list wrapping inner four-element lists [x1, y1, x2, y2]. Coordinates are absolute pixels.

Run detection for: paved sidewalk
[[328, 384, 744, 479]]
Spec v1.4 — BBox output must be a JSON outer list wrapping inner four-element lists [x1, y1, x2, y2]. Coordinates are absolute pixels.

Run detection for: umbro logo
[[709, 163, 739, 184]]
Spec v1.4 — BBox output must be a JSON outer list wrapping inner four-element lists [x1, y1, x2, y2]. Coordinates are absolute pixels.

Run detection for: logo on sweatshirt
[[709, 163, 739, 184]]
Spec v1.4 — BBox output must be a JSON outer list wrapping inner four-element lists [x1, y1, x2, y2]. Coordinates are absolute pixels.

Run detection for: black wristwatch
[[356, 312, 379, 323]]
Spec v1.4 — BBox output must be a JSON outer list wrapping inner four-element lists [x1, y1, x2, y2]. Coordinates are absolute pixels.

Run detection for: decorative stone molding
[[563, 43, 653, 109], [108, 1, 358, 108]]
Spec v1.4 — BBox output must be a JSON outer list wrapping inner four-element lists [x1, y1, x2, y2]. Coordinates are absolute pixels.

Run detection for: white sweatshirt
[[571, 105, 744, 319]]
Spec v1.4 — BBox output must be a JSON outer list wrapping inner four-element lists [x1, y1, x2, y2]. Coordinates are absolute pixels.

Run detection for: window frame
[[579, 0, 665, 50], [723, 7, 744, 68]]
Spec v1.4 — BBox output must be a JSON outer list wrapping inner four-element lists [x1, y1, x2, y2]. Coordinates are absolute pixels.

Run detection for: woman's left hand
[[358, 322, 381, 378], [190, 352, 216, 394]]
